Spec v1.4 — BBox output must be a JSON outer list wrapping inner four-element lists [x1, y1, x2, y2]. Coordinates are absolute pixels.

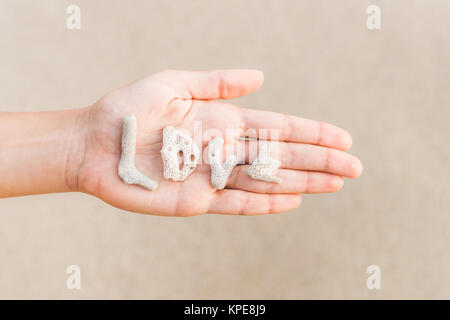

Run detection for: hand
[[76, 70, 362, 216]]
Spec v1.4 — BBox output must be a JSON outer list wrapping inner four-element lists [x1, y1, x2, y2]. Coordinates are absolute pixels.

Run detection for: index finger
[[239, 107, 353, 151]]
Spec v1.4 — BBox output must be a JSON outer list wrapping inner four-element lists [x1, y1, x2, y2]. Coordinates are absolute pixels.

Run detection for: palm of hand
[[77, 70, 362, 216]]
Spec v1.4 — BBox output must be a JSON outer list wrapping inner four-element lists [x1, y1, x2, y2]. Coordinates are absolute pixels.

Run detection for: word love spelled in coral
[[118, 115, 281, 191]]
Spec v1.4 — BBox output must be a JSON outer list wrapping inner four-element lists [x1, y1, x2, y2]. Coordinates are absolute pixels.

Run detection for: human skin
[[0, 69, 362, 216]]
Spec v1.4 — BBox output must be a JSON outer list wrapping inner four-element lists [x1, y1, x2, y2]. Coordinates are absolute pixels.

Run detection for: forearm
[[0, 109, 88, 197]]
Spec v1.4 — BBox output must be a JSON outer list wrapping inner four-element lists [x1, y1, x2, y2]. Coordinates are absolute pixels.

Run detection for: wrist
[[64, 107, 90, 193]]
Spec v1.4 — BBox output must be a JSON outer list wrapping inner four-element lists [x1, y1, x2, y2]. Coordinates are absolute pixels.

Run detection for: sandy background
[[0, 0, 449, 299]]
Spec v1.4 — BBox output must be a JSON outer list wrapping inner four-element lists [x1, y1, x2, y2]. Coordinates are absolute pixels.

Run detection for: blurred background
[[0, 0, 449, 299]]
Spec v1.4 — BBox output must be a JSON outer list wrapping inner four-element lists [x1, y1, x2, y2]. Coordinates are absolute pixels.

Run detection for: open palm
[[77, 70, 362, 216]]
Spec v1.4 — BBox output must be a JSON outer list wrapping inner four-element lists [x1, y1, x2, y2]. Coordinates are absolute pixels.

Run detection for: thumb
[[155, 69, 264, 100]]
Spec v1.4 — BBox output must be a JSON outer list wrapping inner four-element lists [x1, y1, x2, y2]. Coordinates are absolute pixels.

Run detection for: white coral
[[247, 141, 282, 183], [160, 126, 200, 181], [118, 115, 158, 191], [208, 137, 238, 190]]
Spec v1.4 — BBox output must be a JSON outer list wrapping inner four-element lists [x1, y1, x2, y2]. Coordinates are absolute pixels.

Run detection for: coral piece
[[247, 141, 282, 183], [160, 126, 200, 181], [118, 115, 158, 191], [208, 137, 238, 190]]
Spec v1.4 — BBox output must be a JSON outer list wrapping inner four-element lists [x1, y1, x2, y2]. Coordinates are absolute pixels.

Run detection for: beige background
[[0, 0, 449, 299]]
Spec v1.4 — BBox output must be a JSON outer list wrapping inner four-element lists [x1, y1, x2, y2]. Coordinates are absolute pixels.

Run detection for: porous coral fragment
[[118, 115, 158, 191], [160, 126, 200, 181], [208, 137, 238, 190], [247, 141, 282, 183]]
